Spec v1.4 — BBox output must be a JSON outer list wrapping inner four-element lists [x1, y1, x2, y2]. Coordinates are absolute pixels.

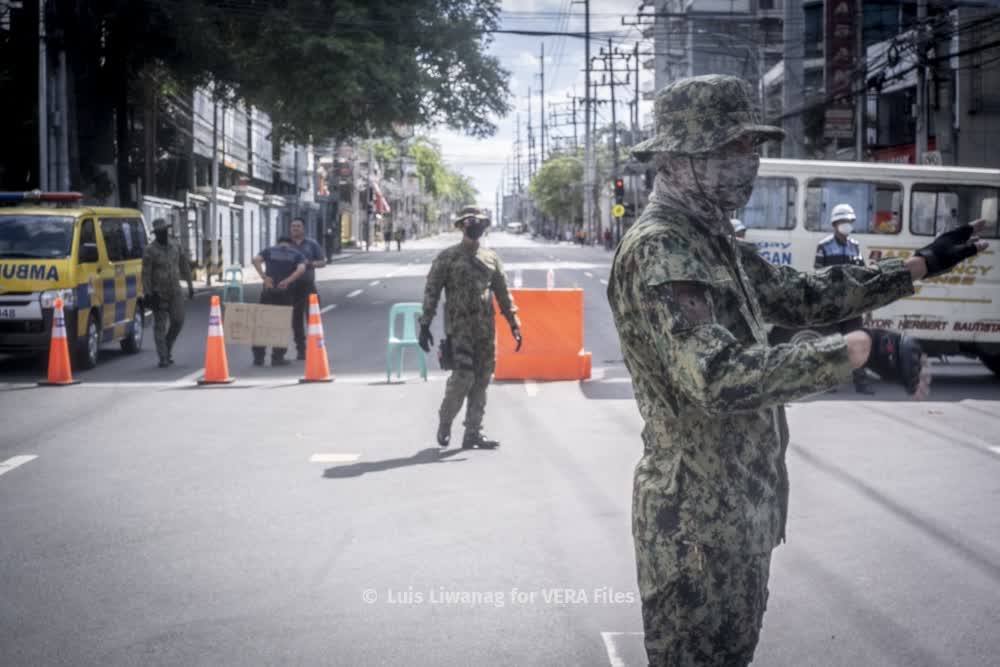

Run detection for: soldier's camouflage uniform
[[609, 75, 916, 666], [421, 242, 519, 435], [142, 238, 192, 363]]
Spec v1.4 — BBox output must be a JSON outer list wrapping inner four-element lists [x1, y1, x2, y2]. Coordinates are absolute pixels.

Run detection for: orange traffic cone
[[198, 295, 234, 385], [300, 293, 333, 383], [38, 298, 79, 386]]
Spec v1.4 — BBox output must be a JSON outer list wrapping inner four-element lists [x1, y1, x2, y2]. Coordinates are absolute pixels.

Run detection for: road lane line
[[320, 304, 337, 314], [990, 446, 1000, 457], [310, 453, 361, 464], [0, 455, 37, 477], [347, 289, 363, 298], [585, 272, 594, 278], [600, 278, 608, 286], [175, 369, 205, 384], [370, 280, 380, 287], [524, 380, 539, 397]]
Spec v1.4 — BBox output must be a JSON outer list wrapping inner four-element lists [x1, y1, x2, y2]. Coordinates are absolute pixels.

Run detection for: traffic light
[[614, 178, 625, 204]]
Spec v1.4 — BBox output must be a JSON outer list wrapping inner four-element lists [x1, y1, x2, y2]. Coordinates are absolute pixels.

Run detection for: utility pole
[[515, 113, 522, 194], [38, 0, 48, 190], [540, 42, 546, 165], [582, 0, 592, 244], [209, 91, 219, 284], [634, 42, 640, 137], [915, 0, 928, 164], [528, 90, 536, 179], [855, 0, 865, 160], [782, 0, 804, 158]]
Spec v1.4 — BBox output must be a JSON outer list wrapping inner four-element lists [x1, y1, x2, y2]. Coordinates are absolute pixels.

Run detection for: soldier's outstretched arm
[[641, 280, 857, 414], [739, 243, 914, 328], [490, 257, 520, 329], [420, 254, 446, 326]]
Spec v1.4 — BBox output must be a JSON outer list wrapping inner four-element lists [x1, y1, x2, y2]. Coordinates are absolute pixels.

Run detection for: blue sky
[[429, 0, 654, 213]]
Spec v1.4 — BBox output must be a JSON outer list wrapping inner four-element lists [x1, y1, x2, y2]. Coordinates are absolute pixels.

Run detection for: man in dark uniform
[[142, 218, 194, 368], [289, 218, 326, 361], [814, 203, 874, 394], [251, 236, 306, 367]]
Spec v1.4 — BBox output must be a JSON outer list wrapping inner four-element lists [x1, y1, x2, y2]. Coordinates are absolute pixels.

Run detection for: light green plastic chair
[[386, 302, 427, 382], [221, 265, 244, 304]]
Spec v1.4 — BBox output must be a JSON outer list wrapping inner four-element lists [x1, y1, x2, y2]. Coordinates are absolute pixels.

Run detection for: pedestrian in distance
[[418, 206, 523, 450], [384, 223, 392, 251], [142, 218, 194, 368], [814, 203, 875, 394], [251, 236, 307, 367], [609, 74, 987, 667], [394, 227, 404, 251], [289, 218, 326, 361]]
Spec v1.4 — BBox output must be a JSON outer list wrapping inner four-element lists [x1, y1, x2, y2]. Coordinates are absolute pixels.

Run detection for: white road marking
[[600, 278, 608, 286], [347, 289, 363, 298], [370, 280, 380, 287], [601, 632, 638, 667], [310, 453, 361, 464], [320, 304, 337, 314], [989, 446, 1000, 457], [175, 369, 205, 385], [0, 455, 38, 477], [585, 272, 594, 278], [524, 380, 539, 396]]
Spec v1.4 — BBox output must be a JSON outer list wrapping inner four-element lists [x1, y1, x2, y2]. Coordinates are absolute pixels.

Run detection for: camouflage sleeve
[[642, 281, 854, 414], [490, 256, 520, 328], [420, 253, 447, 326], [738, 242, 914, 328]]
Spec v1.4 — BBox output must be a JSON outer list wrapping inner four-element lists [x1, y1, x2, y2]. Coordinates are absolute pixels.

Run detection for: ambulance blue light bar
[[0, 190, 84, 204]]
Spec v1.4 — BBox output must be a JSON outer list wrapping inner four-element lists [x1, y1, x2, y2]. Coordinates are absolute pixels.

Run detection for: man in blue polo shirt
[[289, 218, 327, 360], [251, 236, 307, 366]]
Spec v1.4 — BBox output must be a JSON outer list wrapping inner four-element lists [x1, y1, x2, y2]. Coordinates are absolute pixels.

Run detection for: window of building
[[737, 177, 797, 230], [805, 179, 903, 234], [911, 185, 999, 238], [803, 2, 823, 59]]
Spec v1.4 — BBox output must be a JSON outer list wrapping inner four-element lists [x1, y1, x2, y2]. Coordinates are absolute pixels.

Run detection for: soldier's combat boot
[[462, 431, 499, 449], [436, 422, 451, 448]]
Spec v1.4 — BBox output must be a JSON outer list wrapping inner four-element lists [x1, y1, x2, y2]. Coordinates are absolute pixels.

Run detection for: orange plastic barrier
[[493, 288, 592, 381]]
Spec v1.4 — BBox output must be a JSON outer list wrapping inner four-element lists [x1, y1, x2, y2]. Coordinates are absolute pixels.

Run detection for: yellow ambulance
[[0, 191, 147, 368]]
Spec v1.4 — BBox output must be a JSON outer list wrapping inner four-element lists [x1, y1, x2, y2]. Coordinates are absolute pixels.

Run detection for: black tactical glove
[[511, 325, 523, 352], [418, 323, 434, 353], [914, 220, 985, 279], [145, 293, 160, 310], [864, 329, 925, 396]]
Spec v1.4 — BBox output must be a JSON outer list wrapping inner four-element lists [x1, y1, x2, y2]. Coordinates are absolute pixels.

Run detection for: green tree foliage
[[529, 155, 583, 227]]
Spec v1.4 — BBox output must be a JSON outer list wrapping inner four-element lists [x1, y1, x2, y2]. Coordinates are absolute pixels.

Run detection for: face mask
[[154, 230, 169, 245], [465, 223, 485, 240], [836, 223, 854, 236], [688, 153, 760, 211]]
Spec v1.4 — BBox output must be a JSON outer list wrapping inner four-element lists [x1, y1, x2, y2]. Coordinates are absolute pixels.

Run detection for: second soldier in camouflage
[[609, 75, 982, 665], [419, 207, 521, 449]]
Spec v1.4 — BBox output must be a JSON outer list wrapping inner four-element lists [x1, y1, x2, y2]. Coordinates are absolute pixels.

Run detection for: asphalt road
[[1, 231, 998, 667]]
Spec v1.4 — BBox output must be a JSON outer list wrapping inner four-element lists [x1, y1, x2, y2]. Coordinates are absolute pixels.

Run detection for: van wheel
[[77, 311, 100, 370], [979, 353, 1000, 378], [120, 308, 144, 354]]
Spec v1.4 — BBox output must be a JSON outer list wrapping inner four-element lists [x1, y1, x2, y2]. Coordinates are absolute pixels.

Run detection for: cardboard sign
[[223, 302, 293, 348]]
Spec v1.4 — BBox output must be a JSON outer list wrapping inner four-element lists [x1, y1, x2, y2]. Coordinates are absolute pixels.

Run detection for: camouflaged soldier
[[142, 218, 194, 367], [608, 74, 986, 666], [418, 207, 522, 449]]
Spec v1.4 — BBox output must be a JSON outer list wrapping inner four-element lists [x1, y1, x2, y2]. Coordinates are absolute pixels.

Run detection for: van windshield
[[0, 215, 76, 259]]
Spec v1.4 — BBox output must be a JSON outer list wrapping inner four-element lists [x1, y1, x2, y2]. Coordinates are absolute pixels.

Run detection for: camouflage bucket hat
[[453, 205, 489, 227], [151, 218, 171, 231], [631, 74, 785, 161]]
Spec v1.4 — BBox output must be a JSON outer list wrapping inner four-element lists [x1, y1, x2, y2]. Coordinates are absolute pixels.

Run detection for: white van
[[738, 158, 1000, 376]]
